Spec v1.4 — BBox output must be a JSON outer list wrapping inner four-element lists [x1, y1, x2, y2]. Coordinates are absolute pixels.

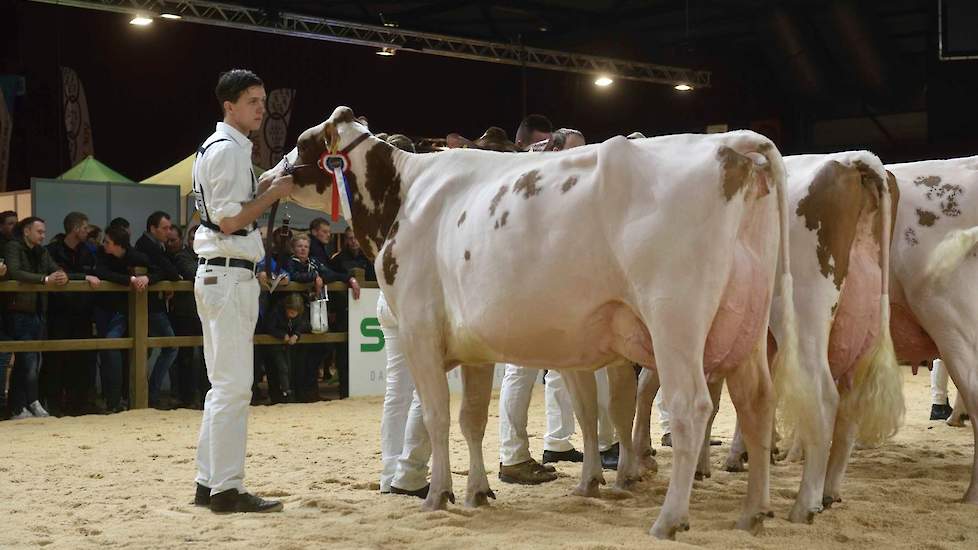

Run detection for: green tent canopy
[[58, 155, 133, 183]]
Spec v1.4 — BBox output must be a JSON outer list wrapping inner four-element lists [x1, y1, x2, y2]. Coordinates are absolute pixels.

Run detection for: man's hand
[[269, 175, 295, 200], [0, 263, 7, 277], [47, 270, 69, 286], [283, 335, 291, 344], [314, 275, 324, 294], [288, 335, 299, 345], [85, 275, 101, 289], [349, 277, 361, 300], [131, 275, 150, 291]]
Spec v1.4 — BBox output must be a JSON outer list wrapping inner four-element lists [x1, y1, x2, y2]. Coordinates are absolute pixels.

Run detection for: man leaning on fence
[[2, 217, 69, 419], [191, 68, 294, 514]]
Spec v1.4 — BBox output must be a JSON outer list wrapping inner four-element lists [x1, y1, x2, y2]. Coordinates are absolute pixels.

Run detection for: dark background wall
[[1, 0, 975, 191]]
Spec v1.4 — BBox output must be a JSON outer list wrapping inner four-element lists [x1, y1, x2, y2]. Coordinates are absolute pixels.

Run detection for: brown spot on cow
[[513, 170, 543, 199], [904, 227, 919, 246], [561, 175, 579, 194], [796, 160, 877, 289], [717, 146, 754, 201], [916, 208, 939, 227], [914, 175, 941, 189], [457, 211, 466, 227], [464, 250, 471, 261], [500, 211, 509, 227], [348, 141, 404, 259], [489, 185, 508, 217], [382, 241, 399, 285]]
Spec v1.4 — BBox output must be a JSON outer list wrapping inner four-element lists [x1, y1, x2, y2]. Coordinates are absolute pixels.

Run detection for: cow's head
[[290, 106, 371, 193]]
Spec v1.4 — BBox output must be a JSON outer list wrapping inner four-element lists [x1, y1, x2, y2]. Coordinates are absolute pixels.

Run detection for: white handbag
[[310, 289, 329, 334]]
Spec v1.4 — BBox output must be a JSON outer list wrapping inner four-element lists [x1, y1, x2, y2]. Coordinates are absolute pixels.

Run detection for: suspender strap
[[193, 136, 257, 236]]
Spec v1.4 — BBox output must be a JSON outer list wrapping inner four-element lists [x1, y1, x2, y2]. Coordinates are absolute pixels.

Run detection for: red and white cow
[[273, 106, 808, 539], [708, 152, 904, 522], [885, 156, 978, 503]]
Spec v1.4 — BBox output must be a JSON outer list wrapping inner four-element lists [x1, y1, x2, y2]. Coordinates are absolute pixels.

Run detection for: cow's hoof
[[694, 470, 711, 481], [650, 519, 689, 540], [822, 495, 841, 509], [640, 454, 659, 474], [465, 489, 495, 508], [572, 477, 603, 498], [947, 414, 967, 428], [789, 504, 822, 524], [736, 512, 769, 535], [421, 491, 455, 511], [723, 459, 746, 472]]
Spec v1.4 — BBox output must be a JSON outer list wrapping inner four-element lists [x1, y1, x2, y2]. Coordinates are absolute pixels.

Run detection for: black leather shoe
[[390, 484, 430, 499], [194, 483, 211, 506], [661, 433, 672, 447], [542, 448, 584, 464], [601, 442, 620, 471], [209, 489, 284, 513], [931, 402, 953, 421]]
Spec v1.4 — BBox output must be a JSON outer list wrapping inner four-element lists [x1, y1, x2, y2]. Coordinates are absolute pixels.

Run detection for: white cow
[[885, 156, 978, 503], [705, 152, 904, 522], [275, 106, 809, 539]]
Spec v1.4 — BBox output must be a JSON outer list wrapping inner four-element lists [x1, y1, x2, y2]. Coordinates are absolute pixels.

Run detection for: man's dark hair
[[105, 225, 131, 249], [109, 217, 130, 230], [0, 210, 17, 223], [310, 218, 331, 231], [146, 211, 171, 232], [15, 216, 44, 237], [170, 225, 183, 239], [63, 211, 88, 234], [519, 114, 553, 135], [215, 69, 264, 111]]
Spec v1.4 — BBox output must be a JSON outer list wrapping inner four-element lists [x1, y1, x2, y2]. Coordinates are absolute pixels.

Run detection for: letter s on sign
[[360, 317, 385, 352]]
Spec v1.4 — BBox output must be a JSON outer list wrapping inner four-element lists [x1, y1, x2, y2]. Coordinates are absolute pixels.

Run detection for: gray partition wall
[[32, 179, 181, 241]]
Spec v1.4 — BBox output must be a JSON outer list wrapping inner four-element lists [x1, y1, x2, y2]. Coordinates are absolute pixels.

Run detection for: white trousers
[[194, 264, 259, 495], [654, 390, 671, 433], [379, 307, 420, 491], [932, 359, 952, 405], [498, 365, 617, 465]]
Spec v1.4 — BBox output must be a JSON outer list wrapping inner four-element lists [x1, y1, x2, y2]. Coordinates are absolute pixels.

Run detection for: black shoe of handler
[[601, 442, 620, 471], [209, 489, 284, 513], [194, 483, 211, 506], [542, 448, 584, 464], [390, 484, 430, 499], [931, 402, 953, 421]]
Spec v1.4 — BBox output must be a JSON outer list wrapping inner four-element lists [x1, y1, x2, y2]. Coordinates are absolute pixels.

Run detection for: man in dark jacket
[[44, 211, 101, 415], [166, 225, 207, 409], [336, 229, 376, 282], [135, 211, 180, 409], [93, 225, 151, 412], [3, 217, 69, 419]]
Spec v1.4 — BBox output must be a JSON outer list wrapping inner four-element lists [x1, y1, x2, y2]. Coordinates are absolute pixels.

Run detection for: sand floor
[[1, 368, 975, 549]]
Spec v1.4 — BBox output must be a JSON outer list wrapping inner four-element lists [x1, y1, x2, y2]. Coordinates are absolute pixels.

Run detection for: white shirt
[[192, 122, 265, 262]]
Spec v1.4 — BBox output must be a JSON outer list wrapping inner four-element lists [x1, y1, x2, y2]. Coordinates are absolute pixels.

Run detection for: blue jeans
[[148, 312, 178, 405], [95, 309, 127, 410], [6, 312, 43, 413]]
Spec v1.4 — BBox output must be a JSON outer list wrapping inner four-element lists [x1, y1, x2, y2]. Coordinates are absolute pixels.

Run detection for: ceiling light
[[594, 76, 613, 87], [674, 83, 693, 91], [129, 15, 153, 26], [160, 13, 182, 20], [376, 47, 396, 57]]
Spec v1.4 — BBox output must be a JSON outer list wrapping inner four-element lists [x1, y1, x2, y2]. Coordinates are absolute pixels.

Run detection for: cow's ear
[[324, 123, 338, 150]]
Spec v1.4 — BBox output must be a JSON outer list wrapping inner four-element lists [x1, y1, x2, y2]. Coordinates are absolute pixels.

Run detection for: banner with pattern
[[61, 67, 95, 166], [251, 88, 295, 171]]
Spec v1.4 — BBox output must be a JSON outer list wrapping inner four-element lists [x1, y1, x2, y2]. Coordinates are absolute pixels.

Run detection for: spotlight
[[594, 76, 613, 87], [674, 83, 693, 91], [161, 13, 182, 20], [129, 15, 153, 26], [376, 47, 397, 57]]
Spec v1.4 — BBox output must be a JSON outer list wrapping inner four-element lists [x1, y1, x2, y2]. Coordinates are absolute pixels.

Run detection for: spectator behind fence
[[93, 225, 151, 412], [135, 211, 181, 409], [109, 217, 131, 235], [286, 233, 326, 402], [3, 217, 68, 419], [337, 228, 375, 283], [262, 292, 308, 404], [308, 218, 347, 281], [44, 211, 101, 416], [0, 210, 15, 419], [86, 225, 102, 253], [166, 225, 207, 409]]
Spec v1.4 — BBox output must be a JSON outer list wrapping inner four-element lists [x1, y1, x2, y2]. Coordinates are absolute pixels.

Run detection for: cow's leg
[[607, 362, 640, 489], [723, 418, 747, 472], [401, 335, 455, 511], [948, 390, 969, 427], [695, 379, 724, 480], [788, 354, 838, 523], [725, 344, 775, 534], [562, 369, 605, 497], [646, 317, 712, 540], [822, 388, 858, 508], [936, 347, 978, 503], [632, 368, 660, 473], [459, 364, 495, 507]]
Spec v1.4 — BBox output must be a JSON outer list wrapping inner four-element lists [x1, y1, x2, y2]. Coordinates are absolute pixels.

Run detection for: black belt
[[199, 220, 258, 237], [199, 257, 257, 272]]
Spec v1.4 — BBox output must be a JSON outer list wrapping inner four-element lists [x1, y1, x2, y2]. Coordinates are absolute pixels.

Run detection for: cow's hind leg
[[936, 345, 978, 503], [607, 362, 640, 489], [696, 380, 724, 480], [562, 370, 605, 497], [632, 368, 660, 474], [460, 364, 495, 507], [789, 358, 838, 523], [723, 418, 748, 472], [726, 344, 775, 534], [822, 388, 858, 508]]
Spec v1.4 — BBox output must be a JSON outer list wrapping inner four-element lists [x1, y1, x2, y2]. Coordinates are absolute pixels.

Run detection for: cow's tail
[[839, 158, 904, 447], [758, 142, 814, 449], [924, 226, 978, 284]]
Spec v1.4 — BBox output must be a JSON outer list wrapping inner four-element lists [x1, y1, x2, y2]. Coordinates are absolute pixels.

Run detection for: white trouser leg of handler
[[543, 370, 577, 452], [379, 296, 415, 492], [655, 389, 671, 434], [498, 364, 539, 466], [392, 390, 431, 491], [595, 367, 618, 452], [932, 359, 950, 405]]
